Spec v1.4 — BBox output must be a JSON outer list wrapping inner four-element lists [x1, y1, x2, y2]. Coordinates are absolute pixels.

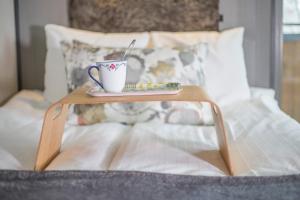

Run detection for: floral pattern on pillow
[[61, 40, 209, 125]]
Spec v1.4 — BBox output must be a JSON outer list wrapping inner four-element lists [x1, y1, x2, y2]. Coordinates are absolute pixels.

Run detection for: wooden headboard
[[69, 0, 220, 32]]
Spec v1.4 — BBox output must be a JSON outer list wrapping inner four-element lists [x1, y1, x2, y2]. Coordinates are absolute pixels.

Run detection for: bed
[[1, 0, 300, 199]]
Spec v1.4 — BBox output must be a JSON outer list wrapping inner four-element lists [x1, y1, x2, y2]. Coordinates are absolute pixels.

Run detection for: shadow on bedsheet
[[194, 150, 230, 175]]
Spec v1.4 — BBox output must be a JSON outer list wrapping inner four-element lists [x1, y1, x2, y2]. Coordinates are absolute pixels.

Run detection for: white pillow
[[151, 28, 251, 105], [44, 24, 150, 102]]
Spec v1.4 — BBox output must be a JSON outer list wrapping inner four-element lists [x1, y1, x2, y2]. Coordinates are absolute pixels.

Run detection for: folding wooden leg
[[34, 103, 69, 171], [210, 102, 233, 175]]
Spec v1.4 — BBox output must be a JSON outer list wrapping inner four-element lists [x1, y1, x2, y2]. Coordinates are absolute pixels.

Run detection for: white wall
[[0, 0, 18, 104], [18, 0, 69, 89]]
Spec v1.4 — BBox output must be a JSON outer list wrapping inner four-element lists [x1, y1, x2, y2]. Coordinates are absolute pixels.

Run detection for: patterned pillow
[[61, 40, 210, 125]]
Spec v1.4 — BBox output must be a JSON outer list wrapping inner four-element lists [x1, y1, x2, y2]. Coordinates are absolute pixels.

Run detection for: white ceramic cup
[[88, 60, 127, 93]]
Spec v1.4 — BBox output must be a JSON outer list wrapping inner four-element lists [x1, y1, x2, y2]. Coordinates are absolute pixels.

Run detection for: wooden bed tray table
[[35, 85, 234, 175]]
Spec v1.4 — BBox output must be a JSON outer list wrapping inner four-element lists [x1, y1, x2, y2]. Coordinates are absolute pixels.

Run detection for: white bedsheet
[[0, 89, 300, 176], [224, 97, 300, 175]]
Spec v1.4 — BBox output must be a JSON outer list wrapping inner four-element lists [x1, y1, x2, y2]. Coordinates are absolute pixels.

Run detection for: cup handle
[[88, 64, 104, 89]]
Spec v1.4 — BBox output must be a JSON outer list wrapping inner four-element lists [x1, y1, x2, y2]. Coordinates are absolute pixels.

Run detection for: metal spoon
[[121, 39, 136, 60]]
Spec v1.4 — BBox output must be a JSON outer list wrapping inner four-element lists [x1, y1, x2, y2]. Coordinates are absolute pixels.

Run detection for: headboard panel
[[69, 0, 220, 32], [17, 0, 276, 91]]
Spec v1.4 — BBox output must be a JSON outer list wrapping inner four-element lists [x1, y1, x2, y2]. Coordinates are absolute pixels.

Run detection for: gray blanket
[[0, 170, 299, 200]]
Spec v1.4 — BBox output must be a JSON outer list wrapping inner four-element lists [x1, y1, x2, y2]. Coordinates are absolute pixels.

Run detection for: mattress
[[0, 88, 300, 176]]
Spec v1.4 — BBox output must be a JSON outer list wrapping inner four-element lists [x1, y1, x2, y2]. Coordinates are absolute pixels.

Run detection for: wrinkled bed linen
[[109, 123, 227, 175], [47, 123, 226, 176], [0, 89, 300, 176], [223, 96, 300, 176]]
